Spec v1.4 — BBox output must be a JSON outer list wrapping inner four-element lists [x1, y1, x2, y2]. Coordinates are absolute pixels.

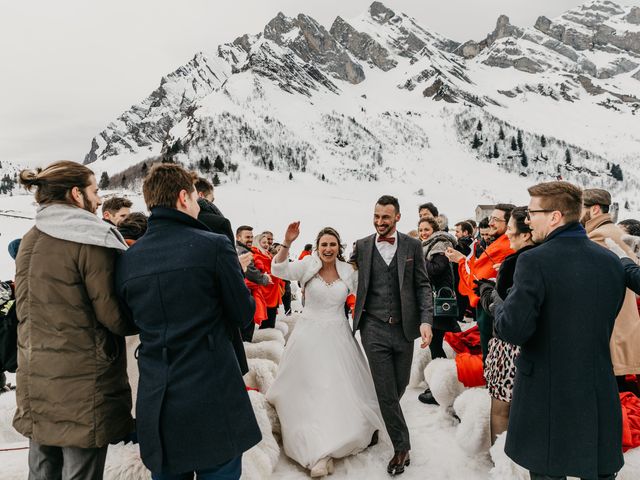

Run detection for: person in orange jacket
[[253, 232, 283, 329], [445, 204, 515, 360], [298, 243, 313, 260]]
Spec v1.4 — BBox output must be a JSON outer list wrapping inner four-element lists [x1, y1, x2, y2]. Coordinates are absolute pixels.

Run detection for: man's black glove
[[473, 279, 496, 314], [473, 278, 495, 297]]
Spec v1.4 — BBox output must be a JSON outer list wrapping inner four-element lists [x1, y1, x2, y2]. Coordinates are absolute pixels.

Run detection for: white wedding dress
[[267, 256, 384, 469]]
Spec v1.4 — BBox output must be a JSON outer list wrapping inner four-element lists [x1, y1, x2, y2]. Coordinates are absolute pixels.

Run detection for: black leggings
[[260, 307, 278, 329], [429, 328, 447, 359]]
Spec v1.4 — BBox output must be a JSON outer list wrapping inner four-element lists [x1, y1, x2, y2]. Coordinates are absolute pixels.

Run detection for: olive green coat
[[14, 225, 136, 448]]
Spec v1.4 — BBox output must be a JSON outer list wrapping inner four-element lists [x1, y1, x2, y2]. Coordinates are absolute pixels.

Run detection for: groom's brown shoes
[[387, 450, 410, 476]]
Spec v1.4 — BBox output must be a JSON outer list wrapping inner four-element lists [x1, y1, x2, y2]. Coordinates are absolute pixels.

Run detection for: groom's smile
[[374, 203, 401, 237]]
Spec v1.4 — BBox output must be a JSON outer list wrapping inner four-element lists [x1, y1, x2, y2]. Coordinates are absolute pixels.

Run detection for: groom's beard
[[376, 224, 396, 237]]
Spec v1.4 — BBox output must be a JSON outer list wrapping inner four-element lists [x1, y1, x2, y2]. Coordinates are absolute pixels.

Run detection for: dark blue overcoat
[[116, 208, 260, 474], [495, 223, 625, 479]]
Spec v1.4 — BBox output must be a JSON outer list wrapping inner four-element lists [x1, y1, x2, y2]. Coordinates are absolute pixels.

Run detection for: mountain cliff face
[[83, 0, 640, 205]]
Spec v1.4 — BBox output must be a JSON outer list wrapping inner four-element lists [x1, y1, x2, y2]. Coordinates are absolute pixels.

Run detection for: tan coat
[[14, 226, 136, 448], [586, 213, 640, 375]]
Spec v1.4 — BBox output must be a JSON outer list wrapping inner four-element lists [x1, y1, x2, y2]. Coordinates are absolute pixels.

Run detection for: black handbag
[[433, 287, 459, 318]]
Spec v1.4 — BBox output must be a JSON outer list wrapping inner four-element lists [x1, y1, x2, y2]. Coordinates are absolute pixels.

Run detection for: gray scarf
[[35, 204, 128, 251], [422, 231, 457, 260]]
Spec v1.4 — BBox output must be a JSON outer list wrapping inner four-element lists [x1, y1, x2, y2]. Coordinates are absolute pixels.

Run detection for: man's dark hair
[[466, 219, 477, 228], [304, 243, 312, 251], [479, 217, 490, 229], [377, 195, 400, 214], [455, 221, 474, 236], [117, 212, 148, 241], [194, 177, 213, 195], [236, 225, 253, 236], [494, 203, 516, 224], [102, 196, 133, 215], [619, 219, 640, 237], [418, 202, 439, 217], [143, 163, 198, 210], [510, 207, 532, 235]]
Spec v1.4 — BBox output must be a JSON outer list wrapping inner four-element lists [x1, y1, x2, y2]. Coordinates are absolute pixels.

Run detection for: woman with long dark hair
[[267, 223, 383, 477], [417, 217, 461, 405], [477, 206, 535, 444]]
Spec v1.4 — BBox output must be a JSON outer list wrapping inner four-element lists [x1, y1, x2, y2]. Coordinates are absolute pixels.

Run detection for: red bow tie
[[377, 236, 396, 245]]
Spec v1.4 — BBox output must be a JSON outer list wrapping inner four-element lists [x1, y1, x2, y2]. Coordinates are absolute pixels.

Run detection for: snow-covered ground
[[0, 379, 491, 479], [272, 386, 493, 479]]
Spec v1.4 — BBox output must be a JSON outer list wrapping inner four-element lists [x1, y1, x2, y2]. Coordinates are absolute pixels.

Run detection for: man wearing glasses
[[494, 181, 625, 480], [581, 188, 640, 393], [445, 204, 515, 359]]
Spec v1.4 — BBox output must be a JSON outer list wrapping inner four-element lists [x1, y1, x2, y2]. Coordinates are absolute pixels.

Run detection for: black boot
[[418, 388, 439, 405]]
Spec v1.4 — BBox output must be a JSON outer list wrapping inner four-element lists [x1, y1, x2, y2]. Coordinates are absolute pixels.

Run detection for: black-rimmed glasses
[[526, 209, 555, 220]]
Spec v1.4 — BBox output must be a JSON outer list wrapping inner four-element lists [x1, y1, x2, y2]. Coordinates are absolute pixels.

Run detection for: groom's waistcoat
[[363, 245, 402, 323]]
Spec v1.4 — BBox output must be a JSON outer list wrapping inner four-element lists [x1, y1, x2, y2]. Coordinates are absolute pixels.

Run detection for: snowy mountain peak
[[460, 0, 640, 80], [263, 11, 365, 84], [81, 1, 640, 209], [329, 16, 397, 71], [627, 6, 640, 24], [368, 2, 395, 24]]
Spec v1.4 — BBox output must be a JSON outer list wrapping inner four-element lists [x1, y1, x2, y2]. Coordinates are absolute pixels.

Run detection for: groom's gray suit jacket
[[350, 232, 434, 341]]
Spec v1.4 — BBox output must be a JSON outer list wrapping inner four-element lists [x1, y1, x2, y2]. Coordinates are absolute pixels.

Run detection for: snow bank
[[252, 328, 285, 347], [0, 390, 22, 444], [619, 447, 640, 479], [409, 339, 456, 388], [424, 358, 466, 408], [453, 388, 491, 455], [243, 390, 281, 480], [244, 340, 284, 365], [489, 432, 528, 480], [244, 358, 278, 393], [274, 320, 289, 339]]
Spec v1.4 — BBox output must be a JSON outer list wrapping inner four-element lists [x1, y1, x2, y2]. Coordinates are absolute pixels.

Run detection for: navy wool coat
[[494, 223, 625, 479], [116, 208, 260, 474]]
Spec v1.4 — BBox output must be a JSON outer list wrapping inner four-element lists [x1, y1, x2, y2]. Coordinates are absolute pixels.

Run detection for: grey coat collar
[[36, 204, 128, 251]]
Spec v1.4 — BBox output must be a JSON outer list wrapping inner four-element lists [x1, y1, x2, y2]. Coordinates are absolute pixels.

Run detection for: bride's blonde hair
[[315, 227, 345, 262]]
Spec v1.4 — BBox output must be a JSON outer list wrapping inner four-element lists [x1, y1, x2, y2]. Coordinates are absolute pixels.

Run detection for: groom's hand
[[419, 323, 433, 349]]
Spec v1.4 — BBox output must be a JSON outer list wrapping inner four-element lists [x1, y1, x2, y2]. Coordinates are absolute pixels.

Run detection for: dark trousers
[[530, 472, 616, 480], [28, 440, 108, 480], [260, 307, 278, 329], [429, 328, 447, 359], [241, 321, 255, 342], [360, 317, 413, 451], [152, 455, 242, 480], [476, 306, 492, 362], [282, 281, 292, 315]]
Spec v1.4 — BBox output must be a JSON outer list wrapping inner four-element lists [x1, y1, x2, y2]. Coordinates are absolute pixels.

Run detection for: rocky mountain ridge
[[82, 0, 640, 205]]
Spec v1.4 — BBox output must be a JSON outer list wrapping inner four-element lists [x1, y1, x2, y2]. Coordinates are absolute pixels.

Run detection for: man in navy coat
[[116, 164, 260, 479], [494, 181, 626, 480]]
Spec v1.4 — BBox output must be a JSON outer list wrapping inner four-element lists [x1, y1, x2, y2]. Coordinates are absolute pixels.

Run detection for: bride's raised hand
[[284, 221, 301, 245]]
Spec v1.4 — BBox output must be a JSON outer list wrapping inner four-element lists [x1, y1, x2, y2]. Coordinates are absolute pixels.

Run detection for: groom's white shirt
[[375, 231, 398, 266]]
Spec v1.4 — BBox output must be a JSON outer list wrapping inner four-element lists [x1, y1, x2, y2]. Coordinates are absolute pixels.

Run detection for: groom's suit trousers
[[360, 316, 413, 451]]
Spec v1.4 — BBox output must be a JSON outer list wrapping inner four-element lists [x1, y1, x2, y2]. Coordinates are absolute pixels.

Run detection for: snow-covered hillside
[[81, 0, 640, 210]]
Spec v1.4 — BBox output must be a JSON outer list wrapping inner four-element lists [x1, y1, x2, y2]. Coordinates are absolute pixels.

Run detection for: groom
[[351, 195, 434, 476]]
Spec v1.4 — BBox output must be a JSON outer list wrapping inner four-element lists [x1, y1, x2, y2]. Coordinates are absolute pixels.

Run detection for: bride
[[267, 222, 384, 477]]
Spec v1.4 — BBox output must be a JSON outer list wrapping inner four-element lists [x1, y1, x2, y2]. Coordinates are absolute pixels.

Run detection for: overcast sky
[[1, 0, 637, 167]]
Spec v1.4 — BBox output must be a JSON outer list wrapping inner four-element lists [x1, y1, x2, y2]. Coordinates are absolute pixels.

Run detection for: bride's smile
[[318, 235, 339, 263]]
